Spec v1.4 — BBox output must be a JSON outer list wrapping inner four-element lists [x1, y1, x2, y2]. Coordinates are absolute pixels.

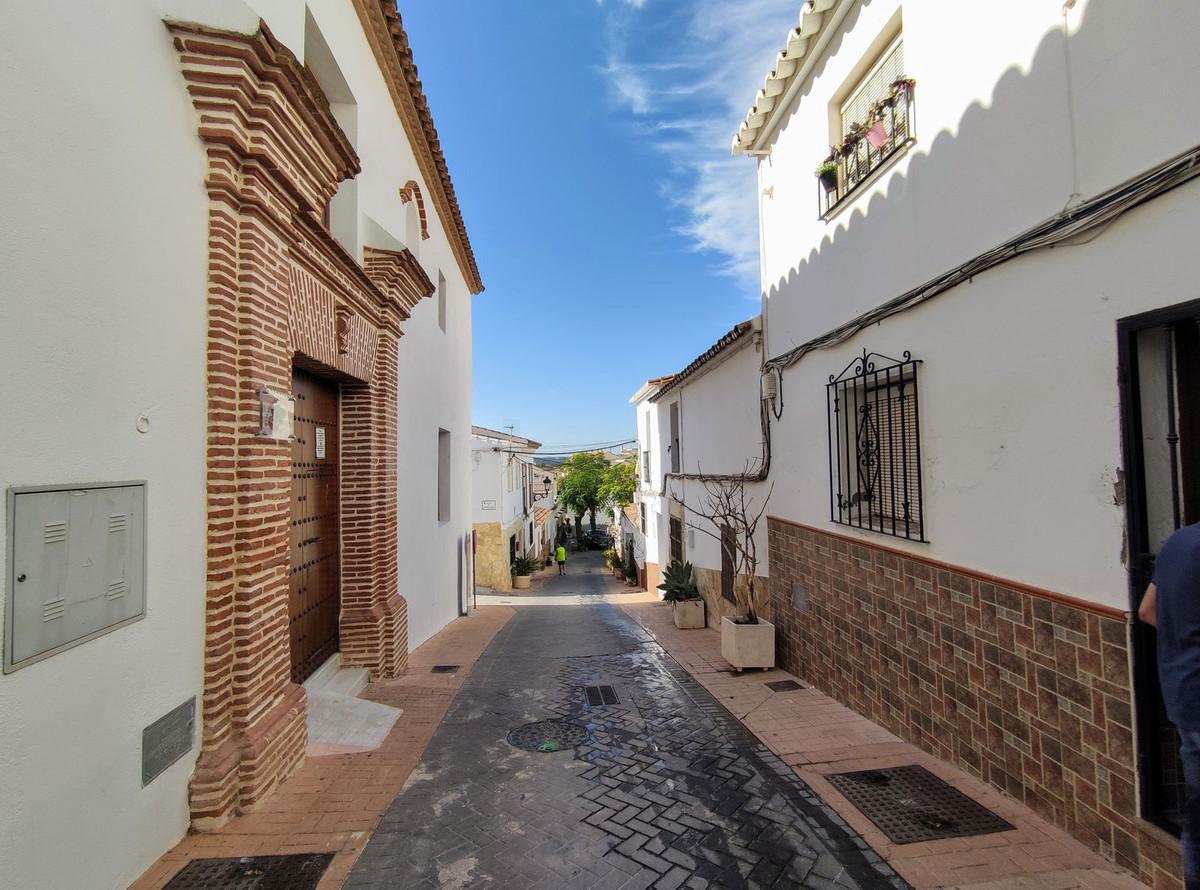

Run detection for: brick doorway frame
[[169, 22, 433, 828]]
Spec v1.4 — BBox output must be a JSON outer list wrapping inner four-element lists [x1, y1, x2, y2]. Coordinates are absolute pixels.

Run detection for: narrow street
[[345, 552, 905, 889]]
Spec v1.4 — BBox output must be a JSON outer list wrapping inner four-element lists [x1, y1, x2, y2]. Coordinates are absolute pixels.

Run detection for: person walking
[[1139, 523, 1200, 890], [555, 543, 567, 576]]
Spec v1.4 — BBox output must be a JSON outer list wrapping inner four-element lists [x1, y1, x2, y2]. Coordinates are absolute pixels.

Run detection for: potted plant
[[658, 560, 705, 629], [624, 545, 639, 587], [673, 471, 775, 671], [815, 159, 838, 193], [511, 555, 538, 590], [603, 547, 621, 576]]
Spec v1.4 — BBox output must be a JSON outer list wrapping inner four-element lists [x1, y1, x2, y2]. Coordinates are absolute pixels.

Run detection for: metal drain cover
[[506, 720, 589, 752], [827, 765, 1014, 844], [765, 679, 804, 692], [431, 664, 460, 673], [164, 853, 333, 889], [584, 685, 620, 706]]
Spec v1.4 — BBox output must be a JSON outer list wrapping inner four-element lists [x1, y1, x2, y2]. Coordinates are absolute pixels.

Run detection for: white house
[[471, 426, 544, 590], [632, 321, 772, 621], [0, 2, 481, 887], [711, 0, 1200, 883]]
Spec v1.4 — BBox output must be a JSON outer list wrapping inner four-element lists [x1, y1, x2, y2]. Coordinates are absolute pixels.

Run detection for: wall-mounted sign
[[315, 427, 326, 459], [257, 388, 294, 440], [481, 499, 496, 510]]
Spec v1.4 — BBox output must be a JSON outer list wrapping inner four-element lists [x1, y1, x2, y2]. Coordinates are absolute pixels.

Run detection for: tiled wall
[[767, 517, 1182, 887]]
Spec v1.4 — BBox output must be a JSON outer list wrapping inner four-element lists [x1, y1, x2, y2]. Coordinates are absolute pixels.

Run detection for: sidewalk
[[132, 606, 514, 890], [622, 601, 1148, 890]]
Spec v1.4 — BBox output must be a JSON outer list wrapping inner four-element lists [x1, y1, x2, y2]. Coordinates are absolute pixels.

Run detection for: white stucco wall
[[753, 0, 1200, 609], [291, 1, 479, 651], [0, 3, 210, 887], [664, 343, 771, 579]]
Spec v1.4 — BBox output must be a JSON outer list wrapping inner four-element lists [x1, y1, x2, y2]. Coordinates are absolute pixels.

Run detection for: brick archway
[[169, 21, 432, 828]]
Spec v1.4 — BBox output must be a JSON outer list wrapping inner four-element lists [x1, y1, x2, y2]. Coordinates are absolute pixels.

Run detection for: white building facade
[[632, 321, 772, 620], [0, 2, 481, 887], [717, 0, 1200, 883], [470, 426, 544, 590]]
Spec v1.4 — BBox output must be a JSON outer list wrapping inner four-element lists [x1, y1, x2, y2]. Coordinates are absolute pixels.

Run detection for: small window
[[639, 503, 647, 533], [827, 349, 925, 541], [840, 37, 905, 143], [642, 451, 650, 483], [437, 429, 451, 522], [437, 271, 446, 333], [669, 517, 683, 564]]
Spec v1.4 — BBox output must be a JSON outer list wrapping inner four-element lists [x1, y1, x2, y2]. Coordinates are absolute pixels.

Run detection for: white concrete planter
[[720, 617, 775, 671], [672, 599, 705, 629], [513, 575, 531, 590]]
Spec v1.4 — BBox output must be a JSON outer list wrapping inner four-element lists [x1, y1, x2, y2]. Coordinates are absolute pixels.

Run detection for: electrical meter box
[[5, 482, 146, 672]]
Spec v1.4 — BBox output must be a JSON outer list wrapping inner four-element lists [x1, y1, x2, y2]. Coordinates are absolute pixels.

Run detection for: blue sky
[[402, 0, 798, 450]]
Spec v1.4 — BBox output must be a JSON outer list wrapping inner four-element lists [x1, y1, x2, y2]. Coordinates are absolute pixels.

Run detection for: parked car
[[581, 530, 613, 550]]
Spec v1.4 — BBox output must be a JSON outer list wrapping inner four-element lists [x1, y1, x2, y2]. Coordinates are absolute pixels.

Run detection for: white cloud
[[597, 0, 798, 292]]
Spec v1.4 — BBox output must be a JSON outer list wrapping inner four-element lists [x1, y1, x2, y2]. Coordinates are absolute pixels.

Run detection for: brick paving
[[622, 601, 1149, 890], [131, 606, 514, 890], [346, 580, 905, 888]]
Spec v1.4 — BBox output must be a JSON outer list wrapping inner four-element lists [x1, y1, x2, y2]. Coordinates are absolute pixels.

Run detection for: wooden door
[[289, 368, 341, 684]]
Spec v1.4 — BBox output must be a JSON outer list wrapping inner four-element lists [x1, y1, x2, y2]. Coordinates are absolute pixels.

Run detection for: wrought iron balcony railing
[[818, 85, 915, 217]]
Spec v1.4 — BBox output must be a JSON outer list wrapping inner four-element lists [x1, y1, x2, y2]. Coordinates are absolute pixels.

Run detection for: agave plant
[[511, 555, 539, 577], [657, 560, 700, 603]]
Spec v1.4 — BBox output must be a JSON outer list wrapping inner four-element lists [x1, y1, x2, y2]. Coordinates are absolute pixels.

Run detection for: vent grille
[[109, 513, 128, 533], [44, 521, 67, 544], [584, 685, 619, 706], [106, 580, 128, 601], [43, 599, 66, 622]]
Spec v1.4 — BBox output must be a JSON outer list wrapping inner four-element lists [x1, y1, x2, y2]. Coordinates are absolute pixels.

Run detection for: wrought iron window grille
[[827, 349, 926, 541], [818, 83, 915, 218]]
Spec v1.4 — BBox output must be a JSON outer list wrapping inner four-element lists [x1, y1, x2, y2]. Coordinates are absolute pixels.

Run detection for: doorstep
[[621, 601, 1148, 890], [131, 606, 515, 890]]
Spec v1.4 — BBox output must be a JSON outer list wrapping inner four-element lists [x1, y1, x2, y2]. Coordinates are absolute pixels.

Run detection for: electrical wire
[[653, 142, 1200, 493]]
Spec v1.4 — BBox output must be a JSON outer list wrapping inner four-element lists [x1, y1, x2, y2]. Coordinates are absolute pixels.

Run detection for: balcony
[[818, 81, 915, 218]]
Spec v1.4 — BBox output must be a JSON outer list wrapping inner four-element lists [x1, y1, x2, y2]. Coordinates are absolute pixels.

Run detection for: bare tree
[[672, 468, 773, 624]]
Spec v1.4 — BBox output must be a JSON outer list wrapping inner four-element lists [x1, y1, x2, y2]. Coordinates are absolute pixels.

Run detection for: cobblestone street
[[346, 554, 904, 889]]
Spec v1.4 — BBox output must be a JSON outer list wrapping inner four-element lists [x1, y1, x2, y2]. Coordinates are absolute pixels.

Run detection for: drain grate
[[765, 679, 804, 692], [584, 685, 620, 706], [430, 664, 460, 673], [827, 765, 1014, 844], [506, 719, 589, 752], [164, 853, 334, 889]]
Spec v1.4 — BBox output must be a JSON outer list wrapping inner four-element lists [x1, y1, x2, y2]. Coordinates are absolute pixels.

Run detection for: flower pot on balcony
[[673, 599, 705, 629], [817, 168, 838, 192], [513, 575, 531, 590], [720, 617, 775, 671]]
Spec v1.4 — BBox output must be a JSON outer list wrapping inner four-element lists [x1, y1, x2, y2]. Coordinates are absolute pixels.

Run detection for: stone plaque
[[142, 697, 195, 786]]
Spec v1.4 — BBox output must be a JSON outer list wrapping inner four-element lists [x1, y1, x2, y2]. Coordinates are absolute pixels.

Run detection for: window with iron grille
[[669, 516, 683, 564], [827, 350, 925, 541], [819, 36, 914, 216], [640, 503, 647, 533]]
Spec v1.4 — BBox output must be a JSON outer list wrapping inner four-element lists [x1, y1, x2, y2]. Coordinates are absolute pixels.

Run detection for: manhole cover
[[164, 853, 334, 889], [765, 679, 804, 692], [506, 720, 589, 752], [584, 685, 620, 706], [827, 765, 1014, 844], [431, 664, 460, 673]]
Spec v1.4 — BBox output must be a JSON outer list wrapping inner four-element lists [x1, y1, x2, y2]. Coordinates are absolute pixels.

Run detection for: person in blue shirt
[[1139, 523, 1200, 890]]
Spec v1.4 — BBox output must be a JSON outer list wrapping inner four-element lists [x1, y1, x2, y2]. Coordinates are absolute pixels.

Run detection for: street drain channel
[[583, 684, 620, 706], [827, 765, 1014, 844], [164, 853, 333, 889], [430, 664, 460, 673], [506, 719, 589, 753]]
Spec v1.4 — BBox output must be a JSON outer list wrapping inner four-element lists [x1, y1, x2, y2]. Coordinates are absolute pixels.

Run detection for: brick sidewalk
[[622, 601, 1149, 890], [132, 606, 514, 890]]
